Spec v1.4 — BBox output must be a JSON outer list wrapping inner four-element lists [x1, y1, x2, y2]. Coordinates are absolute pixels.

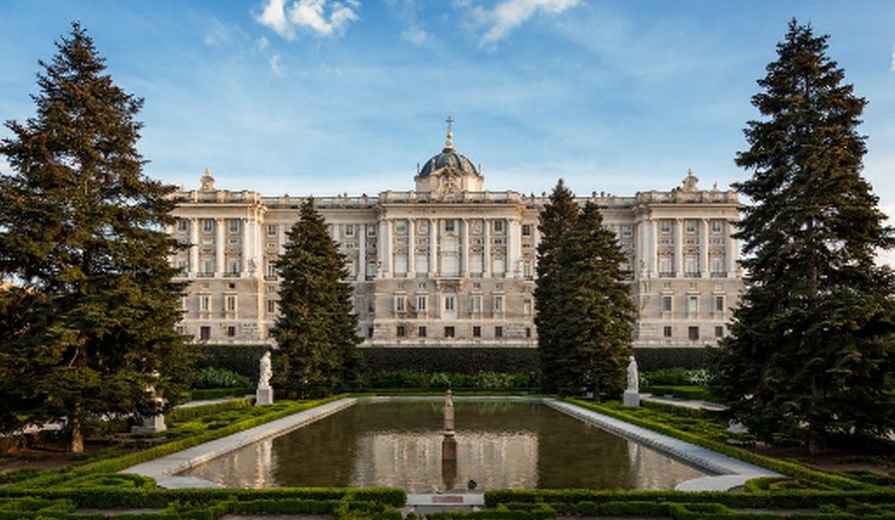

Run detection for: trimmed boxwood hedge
[[191, 344, 712, 380]]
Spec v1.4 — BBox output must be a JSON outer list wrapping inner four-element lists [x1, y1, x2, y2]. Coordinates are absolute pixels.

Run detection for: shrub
[[192, 367, 252, 389]]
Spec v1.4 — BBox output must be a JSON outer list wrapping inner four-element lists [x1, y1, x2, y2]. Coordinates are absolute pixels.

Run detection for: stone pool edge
[[121, 395, 779, 492], [543, 400, 780, 491], [120, 398, 357, 489]]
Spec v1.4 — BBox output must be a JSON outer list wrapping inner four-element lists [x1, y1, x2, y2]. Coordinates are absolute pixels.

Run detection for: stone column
[[189, 218, 199, 277], [407, 218, 415, 278], [650, 219, 658, 276], [241, 217, 250, 275], [483, 219, 491, 277], [673, 218, 683, 278], [726, 221, 738, 277], [377, 217, 392, 278], [357, 226, 366, 281], [429, 218, 438, 278], [700, 219, 710, 278], [460, 218, 468, 276], [215, 218, 225, 276], [508, 218, 522, 277]]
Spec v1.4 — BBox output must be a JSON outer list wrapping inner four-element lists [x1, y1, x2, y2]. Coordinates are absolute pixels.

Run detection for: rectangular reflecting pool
[[178, 400, 709, 492]]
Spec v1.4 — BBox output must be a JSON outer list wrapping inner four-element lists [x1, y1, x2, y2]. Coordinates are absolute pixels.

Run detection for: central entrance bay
[[178, 400, 708, 491]]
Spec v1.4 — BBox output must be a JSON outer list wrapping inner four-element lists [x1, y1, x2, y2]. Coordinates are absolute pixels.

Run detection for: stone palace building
[[168, 130, 742, 349]]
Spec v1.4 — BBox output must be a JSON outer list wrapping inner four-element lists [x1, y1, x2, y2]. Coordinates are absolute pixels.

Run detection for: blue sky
[[2, 1, 895, 219]]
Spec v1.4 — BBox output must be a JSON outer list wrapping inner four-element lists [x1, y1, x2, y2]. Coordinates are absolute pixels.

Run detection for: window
[[664, 326, 673, 338], [688, 296, 698, 313], [662, 296, 673, 312], [200, 296, 210, 312], [715, 326, 724, 338], [367, 327, 374, 339], [367, 225, 376, 237], [267, 262, 277, 279], [397, 325, 406, 337], [471, 295, 482, 313], [226, 295, 237, 312], [688, 326, 700, 341], [444, 219, 455, 232], [267, 300, 276, 313], [202, 219, 214, 232], [395, 219, 407, 234], [526, 328, 532, 338], [711, 220, 723, 234], [177, 219, 188, 231], [494, 295, 504, 313], [228, 260, 239, 275], [203, 260, 214, 275], [523, 299, 532, 315], [659, 257, 673, 275], [267, 224, 277, 236], [711, 257, 725, 275], [444, 296, 455, 311], [344, 224, 355, 237], [200, 326, 211, 341], [685, 257, 698, 275], [228, 219, 240, 233], [522, 224, 532, 236], [523, 261, 532, 279], [493, 220, 504, 233], [418, 326, 427, 338], [495, 326, 504, 338], [685, 220, 697, 234], [444, 326, 455, 338], [416, 295, 427, 311], [473, 326, 481, 338], [660, 219, 672, 234], [227, 326, 236, 337], [621, 224, 633, 237], [394, 296, 406, 312], [714, 295, 725, 312]]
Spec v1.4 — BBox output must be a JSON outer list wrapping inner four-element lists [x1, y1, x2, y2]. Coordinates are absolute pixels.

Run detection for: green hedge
[[191, 344, 271, 379], [643, 385, 716, 402]]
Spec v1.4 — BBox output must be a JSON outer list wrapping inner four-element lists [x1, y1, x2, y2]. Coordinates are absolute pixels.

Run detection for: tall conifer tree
[[0, 23, 190, 452], [272, 198, 361, 398], [534, 179, 579, 393], [711, 20, 895, 453], [552, 202, 635, 398]]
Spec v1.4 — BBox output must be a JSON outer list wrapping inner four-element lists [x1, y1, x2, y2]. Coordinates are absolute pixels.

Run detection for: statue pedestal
[[623, 390, 640, 408], [256, 386, 274, 406], [132, 414, 166, 433]]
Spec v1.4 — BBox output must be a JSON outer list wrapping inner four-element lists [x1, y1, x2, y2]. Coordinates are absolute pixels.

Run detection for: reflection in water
[[179, 401, 707, 491]]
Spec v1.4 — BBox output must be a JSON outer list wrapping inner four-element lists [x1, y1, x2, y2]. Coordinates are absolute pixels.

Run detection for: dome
[[418, 135, 480, 178]]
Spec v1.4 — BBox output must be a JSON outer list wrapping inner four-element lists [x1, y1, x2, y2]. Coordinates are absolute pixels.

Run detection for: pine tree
[[540, 202, 636, 397], [534, 179, 580, 393], [0, 23, 191, 452], [272, 198, 362, 399], [555, 202, 636, 398], [710, 20, 895, 454]]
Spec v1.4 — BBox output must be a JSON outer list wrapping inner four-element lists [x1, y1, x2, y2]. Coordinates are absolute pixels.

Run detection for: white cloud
[[402, 25, 428, 45], [891, 44, 895, 71], [256, 0, 360, 39], [269, 54, 285, 76], [257, 35, 270, 50], [468, 0, 581, 45], [256, 0, 295, 39]]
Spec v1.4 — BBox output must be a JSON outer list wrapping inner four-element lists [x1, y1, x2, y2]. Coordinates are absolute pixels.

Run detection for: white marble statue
[[258, 351, 272, 389], [626, 355, 639, 393]]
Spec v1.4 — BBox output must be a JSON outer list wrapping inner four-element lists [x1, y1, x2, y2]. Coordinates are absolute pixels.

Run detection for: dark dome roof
[[419, 139, 480, 178]]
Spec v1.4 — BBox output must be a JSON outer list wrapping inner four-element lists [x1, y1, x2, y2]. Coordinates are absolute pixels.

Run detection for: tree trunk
[[808, 429, 827, 455], [69, 400, 84, 454]]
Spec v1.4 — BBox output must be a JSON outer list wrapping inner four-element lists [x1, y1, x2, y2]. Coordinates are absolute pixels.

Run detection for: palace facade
[[168, 132, 742, 348]]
